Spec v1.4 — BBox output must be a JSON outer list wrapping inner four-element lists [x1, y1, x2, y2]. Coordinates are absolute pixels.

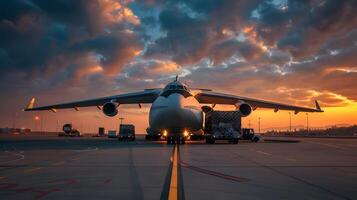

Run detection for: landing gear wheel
[[206, 137, 215, 144], [167, 136, 175, 144], [179, 137, 185, 144], [232, 139, 239, 144], [252, 136, 259, 142]]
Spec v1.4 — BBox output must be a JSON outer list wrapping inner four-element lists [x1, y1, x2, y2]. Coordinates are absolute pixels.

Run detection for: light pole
[[40, 113, 44, 132], [56, 119, 59, 133], [119, 117, 124, 124], [12, 112, 17, 129], [34, 115, 40, 132], [289, 112, 292, 132], [306, 113, 309, 133], [258, 117, 261, 134]]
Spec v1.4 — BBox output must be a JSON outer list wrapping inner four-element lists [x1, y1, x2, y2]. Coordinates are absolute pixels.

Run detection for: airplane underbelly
[[149, 94, 203, 133]]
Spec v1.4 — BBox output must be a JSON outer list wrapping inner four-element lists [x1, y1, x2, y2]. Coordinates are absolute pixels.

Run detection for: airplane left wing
[[24, 89, 161, 111], [195, 91, 323, 113]]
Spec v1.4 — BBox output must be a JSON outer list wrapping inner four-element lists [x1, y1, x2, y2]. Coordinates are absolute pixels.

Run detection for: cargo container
[[204, 111, 242, 144], [118, 124, 135, 141]]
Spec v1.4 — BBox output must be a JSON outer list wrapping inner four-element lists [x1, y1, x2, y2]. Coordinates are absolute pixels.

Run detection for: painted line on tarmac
[[0, 151, 25, 164], [160, 144, 185, 200], [307, 141, 347, 150], [74, 146, 98, 152], [255, 150, 273, 156], [251, 148, 297, 161], [168, 145, 178, 200], [52, 161, 66, 166], [180, 160, 250, 182], [24, 167, 43, 173]]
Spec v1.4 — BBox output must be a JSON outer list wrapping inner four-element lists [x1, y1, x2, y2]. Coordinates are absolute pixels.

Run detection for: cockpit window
[[160, 82, 191, 97]]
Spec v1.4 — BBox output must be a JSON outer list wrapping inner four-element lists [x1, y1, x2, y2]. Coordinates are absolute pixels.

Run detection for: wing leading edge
[[195, 91, 323, 113], [24, 89, 161, 111]]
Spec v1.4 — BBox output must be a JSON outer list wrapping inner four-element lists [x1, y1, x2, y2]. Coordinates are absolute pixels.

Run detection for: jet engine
[[201, 105, 213, 113], [235, 102, 252, 117], [102, 102, 118, 117]]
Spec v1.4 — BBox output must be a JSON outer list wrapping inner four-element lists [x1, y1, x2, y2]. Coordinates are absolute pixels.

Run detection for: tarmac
[[0, 134, 356, 200]]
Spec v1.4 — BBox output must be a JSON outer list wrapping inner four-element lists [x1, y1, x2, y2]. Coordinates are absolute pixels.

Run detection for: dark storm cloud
[[275, 0, 356, 58], [0, 0, 142, 79], [143, 0, 263, 65]]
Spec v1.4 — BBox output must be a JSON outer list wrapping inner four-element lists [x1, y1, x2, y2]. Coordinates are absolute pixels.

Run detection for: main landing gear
[[166, 135, 185, 144]]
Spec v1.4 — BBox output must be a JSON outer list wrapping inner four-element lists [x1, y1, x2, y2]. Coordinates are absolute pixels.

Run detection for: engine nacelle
[[201, 105, 213, 113], [235, 102, 252, 117], [102, 102, 118, 117]]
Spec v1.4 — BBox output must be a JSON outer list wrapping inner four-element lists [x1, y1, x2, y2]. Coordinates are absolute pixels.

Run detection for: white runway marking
[[74, 146, 98, 153], [0, 150, 25, 164], [307, 141, 347, 150], [255, 150, 273, 156]]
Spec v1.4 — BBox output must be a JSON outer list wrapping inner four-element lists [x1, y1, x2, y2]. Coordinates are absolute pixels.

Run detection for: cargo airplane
[[25, 76, 323, 144]]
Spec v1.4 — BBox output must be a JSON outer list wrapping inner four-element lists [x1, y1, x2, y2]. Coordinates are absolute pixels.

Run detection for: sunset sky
[[0, 0, 356, 133]]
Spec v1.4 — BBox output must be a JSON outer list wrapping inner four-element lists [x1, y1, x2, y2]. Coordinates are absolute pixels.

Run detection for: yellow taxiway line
[[168, 145, 178, 200]]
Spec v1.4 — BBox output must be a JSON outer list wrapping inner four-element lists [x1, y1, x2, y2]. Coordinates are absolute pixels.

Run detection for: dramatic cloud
[[0, 0, 356, 131]]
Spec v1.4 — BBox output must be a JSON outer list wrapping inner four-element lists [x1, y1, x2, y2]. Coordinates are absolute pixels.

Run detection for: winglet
[[25, 97, 36, 111], [315, 100, 323, 112]]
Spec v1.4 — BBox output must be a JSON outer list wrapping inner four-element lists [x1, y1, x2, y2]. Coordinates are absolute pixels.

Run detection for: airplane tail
[[24, 97, 36, 111], [315, 100, 323, 112]]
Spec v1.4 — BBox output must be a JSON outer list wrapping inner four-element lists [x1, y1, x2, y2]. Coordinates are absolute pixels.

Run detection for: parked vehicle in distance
[[60, 124, 81, 137], [145, 127, 162, 140], [118, 124, 135, 141], [107, 130, 117, 138], [241, 128, 260, 142]]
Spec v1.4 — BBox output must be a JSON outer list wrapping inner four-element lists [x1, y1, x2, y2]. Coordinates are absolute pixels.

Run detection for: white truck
[[107, 130, 117, 138], [204, 111, 242, 144]]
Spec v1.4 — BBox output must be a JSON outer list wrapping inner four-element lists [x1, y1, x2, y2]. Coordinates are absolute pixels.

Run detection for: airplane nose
[[168, 94, 185, 108], [149, 93, 202, 133]]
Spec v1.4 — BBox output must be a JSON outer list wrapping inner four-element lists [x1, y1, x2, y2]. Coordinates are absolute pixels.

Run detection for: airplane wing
[[24, 89, 161, 111], [195, 91, 323, 113]]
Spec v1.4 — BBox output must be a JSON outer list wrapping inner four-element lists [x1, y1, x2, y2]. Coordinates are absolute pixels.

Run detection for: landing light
[[184, 130, 189, 137], [163, 130, 168, 137]]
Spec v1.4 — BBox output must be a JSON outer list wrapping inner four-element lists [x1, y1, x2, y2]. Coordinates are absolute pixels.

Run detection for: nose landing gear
[[166, 135, 186, 144]]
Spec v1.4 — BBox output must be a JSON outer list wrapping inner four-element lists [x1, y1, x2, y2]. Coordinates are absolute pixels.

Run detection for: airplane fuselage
[[148, 82, 203, 136]]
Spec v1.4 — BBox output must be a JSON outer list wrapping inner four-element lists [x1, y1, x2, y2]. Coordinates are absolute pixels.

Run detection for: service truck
[[118, 124, 135, 141], [204, 111, 242, 144], [241, 128, 260, 142], [60, 124, 81, 137]]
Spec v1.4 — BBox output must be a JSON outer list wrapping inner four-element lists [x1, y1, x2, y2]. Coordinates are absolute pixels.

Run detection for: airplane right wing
[[195, 90, 323, 113], [24, 89, 161, 111]]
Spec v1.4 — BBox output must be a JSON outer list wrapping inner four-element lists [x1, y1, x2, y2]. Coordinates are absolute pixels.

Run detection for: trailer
[[204, 111, 242, 144]]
